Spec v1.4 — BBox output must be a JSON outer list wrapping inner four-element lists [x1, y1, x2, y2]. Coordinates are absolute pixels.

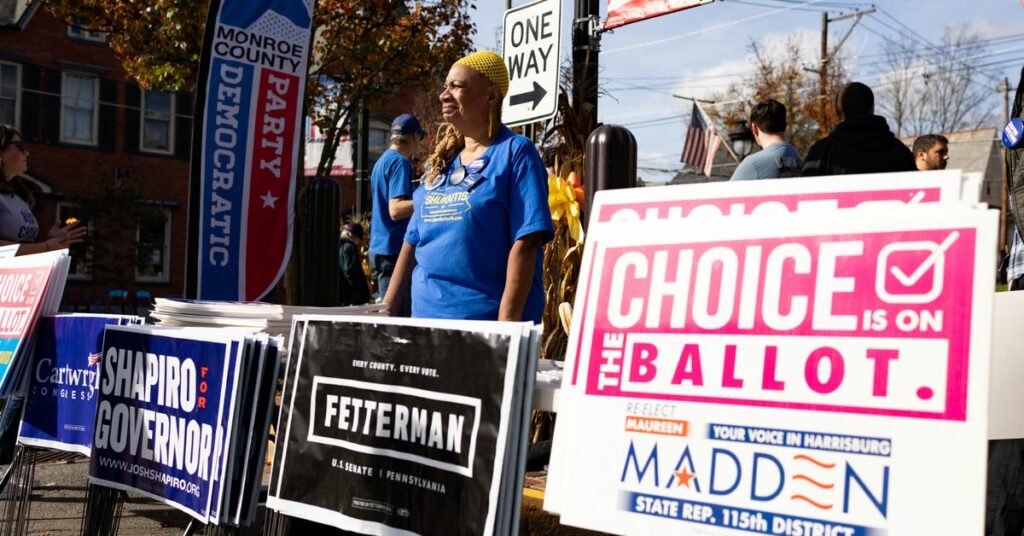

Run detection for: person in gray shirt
[[730, 99, 803, 181]]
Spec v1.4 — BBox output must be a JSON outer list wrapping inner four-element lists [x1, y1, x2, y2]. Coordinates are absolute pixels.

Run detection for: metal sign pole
[[80, 484, 126, 536], [0, 446, 32, 536]]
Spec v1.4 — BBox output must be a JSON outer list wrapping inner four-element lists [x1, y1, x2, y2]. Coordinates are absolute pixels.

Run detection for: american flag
[[680, 102, 721, 176]]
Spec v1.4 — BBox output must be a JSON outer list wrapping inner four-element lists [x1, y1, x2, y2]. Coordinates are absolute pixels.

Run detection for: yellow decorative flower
[[548, 171, 583, 243]]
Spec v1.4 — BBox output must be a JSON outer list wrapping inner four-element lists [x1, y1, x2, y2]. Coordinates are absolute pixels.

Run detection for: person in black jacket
[[338, 222, 371, 306], [802, 82, 915, 176]]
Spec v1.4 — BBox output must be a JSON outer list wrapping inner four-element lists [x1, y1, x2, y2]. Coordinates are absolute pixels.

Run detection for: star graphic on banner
[[261, 191, 279, 209], [673, 467, 696, 488]]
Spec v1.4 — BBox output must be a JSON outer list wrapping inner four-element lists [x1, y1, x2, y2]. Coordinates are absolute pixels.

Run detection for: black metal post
[[300, 177, 341, 306], [81, 484, 126, 536], [572, 0, 599, 135], [355, 107, 370, 216], [584, 124, 637, 229], [0, 446, 32, 536]]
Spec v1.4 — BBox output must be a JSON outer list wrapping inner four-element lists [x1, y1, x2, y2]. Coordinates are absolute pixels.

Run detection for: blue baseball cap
[[391, 113, 427, 137]]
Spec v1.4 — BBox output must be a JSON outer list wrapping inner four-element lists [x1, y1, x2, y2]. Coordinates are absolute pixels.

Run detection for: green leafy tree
[[48, 0, 207, 90], [48, 0, 476, 303], [47, 0, 476, 174]]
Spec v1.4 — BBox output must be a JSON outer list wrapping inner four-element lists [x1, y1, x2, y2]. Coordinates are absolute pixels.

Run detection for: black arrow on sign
[[509, 81, 547, 110]]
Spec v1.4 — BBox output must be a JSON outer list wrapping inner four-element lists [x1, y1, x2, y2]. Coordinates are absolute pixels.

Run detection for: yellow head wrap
[[455, 51, 510, 97]]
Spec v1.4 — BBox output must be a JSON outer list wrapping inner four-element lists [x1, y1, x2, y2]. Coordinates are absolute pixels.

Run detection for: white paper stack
[[150, 299, 383, 339]]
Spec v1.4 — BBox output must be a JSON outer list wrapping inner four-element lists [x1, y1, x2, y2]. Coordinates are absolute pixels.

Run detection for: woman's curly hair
[[422, 124, 465, 187]]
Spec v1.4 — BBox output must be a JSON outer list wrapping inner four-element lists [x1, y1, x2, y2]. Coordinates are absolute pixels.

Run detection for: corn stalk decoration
[[540, 89, 591, 361], [526, 89, 591, 445]]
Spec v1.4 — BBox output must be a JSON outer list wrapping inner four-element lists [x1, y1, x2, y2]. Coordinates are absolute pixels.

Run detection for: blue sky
[[471, 0, 1020, 181]]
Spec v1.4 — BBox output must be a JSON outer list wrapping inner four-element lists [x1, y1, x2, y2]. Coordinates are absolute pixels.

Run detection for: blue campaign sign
[[208, 339, 242, 524], [189, 0, 318, 301], [87, 327, 234, 522], [199, 56, 252, 299], [19, 316, 125, 455]]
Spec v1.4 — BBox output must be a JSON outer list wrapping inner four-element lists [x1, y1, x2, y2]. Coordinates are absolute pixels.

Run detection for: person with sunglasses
[[0, 125, 85, 255], [0, 125, 86, 472], [383, 51, 553, 322]]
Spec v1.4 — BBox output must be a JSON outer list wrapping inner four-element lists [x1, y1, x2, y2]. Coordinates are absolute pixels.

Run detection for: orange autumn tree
[[707, 37, 848, 155], [47, 0, 476, 175], [307, 0, 474, 175], [48, 0, 208, 90]]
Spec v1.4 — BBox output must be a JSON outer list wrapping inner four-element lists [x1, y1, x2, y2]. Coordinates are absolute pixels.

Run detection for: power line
[[724, 0, 830, 12], [853, 23, 1024, 76], [854, 18, 1010, 88], [622, 115, 686, 128], [867, 10, 1004, 85], [758, 0, 871, 8], [604, 79, 736, 91], [853, 32, 1024, 61], [604, 72, 748, 82], [879, 9, 939, 51], [866, 53, 1024, 88], [603, 0, 828, 55], [602, 78, 679, 97], [600, 24, 1022, 89], [602, 109, 683, 120]]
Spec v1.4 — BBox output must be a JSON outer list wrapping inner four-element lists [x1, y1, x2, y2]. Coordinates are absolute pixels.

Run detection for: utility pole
[[819, 12, 828, 131], [355, 106, 369, 216], [1001, 76, 1012, 251], [573, 0, 600, 135], [817, 8, 875, 131]]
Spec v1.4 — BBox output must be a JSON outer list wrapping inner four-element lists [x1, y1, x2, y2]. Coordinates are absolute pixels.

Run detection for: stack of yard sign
[[267, 316, 540, 536], [546, 170, 997, 536]]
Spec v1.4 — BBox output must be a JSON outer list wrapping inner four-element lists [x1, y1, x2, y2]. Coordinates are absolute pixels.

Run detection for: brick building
[[1, 0, 192, 310], [2, 1, 440, 309]]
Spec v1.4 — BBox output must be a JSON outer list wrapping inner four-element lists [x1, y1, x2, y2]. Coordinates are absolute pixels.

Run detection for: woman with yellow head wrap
[[382, 51, 554, 322]]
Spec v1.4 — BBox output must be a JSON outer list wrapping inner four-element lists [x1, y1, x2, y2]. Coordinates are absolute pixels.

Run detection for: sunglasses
[[3, 141, 25, 153]]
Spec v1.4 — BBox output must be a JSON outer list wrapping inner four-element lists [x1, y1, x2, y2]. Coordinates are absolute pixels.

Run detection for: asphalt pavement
[[8, 457, 595, 535], [8, 457, 204, 535]]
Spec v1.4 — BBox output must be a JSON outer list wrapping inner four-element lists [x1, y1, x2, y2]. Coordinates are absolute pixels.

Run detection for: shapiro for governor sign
[[267, 316, 527, 535]]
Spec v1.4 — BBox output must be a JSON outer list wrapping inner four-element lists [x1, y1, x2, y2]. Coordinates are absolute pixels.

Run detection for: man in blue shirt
[[730, 99, 803, 181], [369, 114, 425, 310]]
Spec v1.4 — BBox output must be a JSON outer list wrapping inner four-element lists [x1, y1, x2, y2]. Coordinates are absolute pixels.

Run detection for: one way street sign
[[502, 0, 562, 127]]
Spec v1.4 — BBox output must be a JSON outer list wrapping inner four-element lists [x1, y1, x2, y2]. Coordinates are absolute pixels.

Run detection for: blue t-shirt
[[730, 142, 804, 180], [369, 149, 414, 255], [404, 126, 554, 322]]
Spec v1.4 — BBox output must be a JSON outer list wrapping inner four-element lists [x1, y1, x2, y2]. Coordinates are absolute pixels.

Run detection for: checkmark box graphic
[[875, 231, 959, 304]]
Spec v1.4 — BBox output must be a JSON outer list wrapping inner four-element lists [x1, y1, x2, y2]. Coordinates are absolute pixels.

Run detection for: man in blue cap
[[369, 113, 426, 313]]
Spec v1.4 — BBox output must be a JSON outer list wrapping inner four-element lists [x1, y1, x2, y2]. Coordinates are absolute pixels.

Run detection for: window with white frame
[[56, 203, 93, 280], [141, 91, 174, 154], [136, 209, 171, 282], [369, 124, 389, 154], [0, 62, 19, 128], [67, 23, 107, 43], [61, 73, 98, 145]]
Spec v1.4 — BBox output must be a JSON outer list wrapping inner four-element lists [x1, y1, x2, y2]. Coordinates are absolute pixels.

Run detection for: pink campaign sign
[[596, 188, 942, 223], [580, 228, 977, 421], [571, 174, 966, 389]]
